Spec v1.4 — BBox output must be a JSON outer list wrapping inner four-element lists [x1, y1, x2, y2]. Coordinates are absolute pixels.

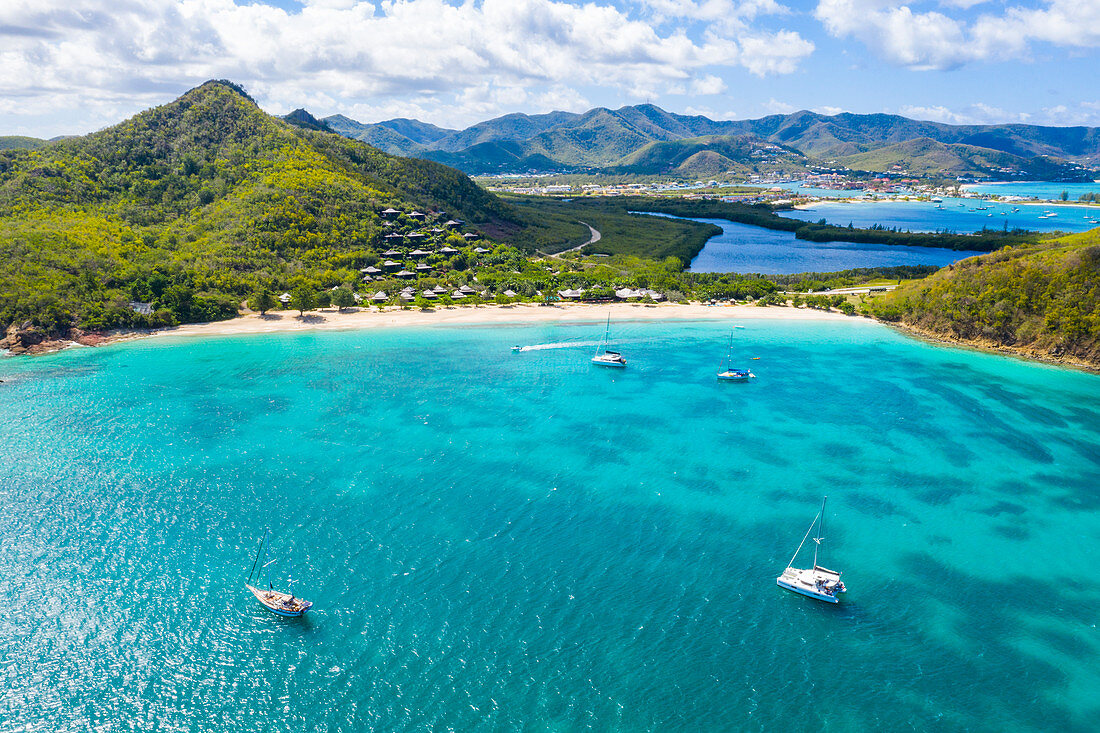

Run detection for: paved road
[[550, 221, 601, 257]]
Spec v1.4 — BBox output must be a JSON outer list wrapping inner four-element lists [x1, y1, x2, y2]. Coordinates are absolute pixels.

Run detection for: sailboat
[[245, 531, 313, 617], [717, 329, 754, 382], [591, 313, 626, 367], [776, 496, 847, 603]]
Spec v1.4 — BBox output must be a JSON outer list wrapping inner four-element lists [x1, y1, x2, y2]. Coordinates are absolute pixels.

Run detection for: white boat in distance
[[717, 329, 754, 382], [591, 313, 626, 367], [246, 531, 313, 617], [776, 496, 847, 603]]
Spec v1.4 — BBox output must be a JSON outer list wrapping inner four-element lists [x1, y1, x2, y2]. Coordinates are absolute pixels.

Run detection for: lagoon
[[3, 322, 1099, 731], [681, 217, 985, 274]]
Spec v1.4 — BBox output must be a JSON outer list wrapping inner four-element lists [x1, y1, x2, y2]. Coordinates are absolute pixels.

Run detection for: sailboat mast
[[247, 534, 265, 583], [596, 312, 610, 357], [813, 496, 826, 569]]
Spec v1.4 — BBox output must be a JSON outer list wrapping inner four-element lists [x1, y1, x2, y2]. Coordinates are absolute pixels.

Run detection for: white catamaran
[[245, 531, 313, 617], [591, 313, 626, 367], [776, 496, 847, 603], [717, 329, 754, 382]]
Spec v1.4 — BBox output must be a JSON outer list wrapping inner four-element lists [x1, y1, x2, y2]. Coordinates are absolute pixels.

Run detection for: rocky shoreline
[[886, 321, 1100, 373], [0, 321, 150, 356]]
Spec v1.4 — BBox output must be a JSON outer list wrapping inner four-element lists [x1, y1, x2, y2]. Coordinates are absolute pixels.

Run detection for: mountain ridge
[[323, 105, 1100, 178]]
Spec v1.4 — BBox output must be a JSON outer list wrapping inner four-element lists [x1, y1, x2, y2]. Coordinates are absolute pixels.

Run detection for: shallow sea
[[2, 321, 1099, 731], [963, 182, 1100, 200], [780, 196, 1100, 234]]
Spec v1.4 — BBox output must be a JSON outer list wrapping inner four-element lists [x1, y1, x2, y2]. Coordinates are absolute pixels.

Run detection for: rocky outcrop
[[0, 321, 50, 355]]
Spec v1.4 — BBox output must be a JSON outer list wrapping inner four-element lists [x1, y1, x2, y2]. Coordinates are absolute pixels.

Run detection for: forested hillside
[[864, 229, 1100, 366], [0, 80, 512, 338]]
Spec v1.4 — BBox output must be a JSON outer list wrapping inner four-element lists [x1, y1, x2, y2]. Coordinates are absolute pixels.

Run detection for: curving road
[[551, 221, 601, 257]]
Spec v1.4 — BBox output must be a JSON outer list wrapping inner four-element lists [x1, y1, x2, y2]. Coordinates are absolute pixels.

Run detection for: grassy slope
[[865, 228, 1100, 365]]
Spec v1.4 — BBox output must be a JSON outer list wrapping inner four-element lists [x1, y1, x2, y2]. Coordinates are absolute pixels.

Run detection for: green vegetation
[[863, 229, 1100, 366], [499, 195, 720, 261], [0, 136, 48, 151], [0, 80, 514, 336], [248, 289, 276, 315]]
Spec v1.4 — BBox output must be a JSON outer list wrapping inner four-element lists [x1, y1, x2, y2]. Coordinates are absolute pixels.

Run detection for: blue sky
[[1, 0, 1097, 137]]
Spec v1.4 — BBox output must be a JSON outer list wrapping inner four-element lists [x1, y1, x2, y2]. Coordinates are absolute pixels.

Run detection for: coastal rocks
[[0, 321, 102, 355], [0, 321, 48, 355]]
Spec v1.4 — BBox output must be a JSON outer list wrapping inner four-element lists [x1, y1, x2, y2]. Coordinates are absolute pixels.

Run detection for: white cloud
[[762, 98, 797, 115], [815, 0, 1100, 70], [0, 0, 814, 135], [690, 74, 727, 95], [897, 101, 1100, 126]]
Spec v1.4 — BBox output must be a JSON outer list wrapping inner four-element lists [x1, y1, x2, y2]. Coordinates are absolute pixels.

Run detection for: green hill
[[835, 137, 1073, 178], [0, 136, 47, 151], [865, 228, 1100, 367], [0, 80, 510, 338], [612, 134, 808, 176]]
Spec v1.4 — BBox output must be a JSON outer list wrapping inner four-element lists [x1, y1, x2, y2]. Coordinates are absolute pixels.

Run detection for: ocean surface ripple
[[1, 320, 1098, 731]]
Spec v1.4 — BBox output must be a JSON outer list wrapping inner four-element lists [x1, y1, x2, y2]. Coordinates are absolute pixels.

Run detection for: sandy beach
[[159, 302, 865, 340]]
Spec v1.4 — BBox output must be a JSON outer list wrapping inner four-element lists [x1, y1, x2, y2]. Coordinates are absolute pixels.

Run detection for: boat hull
[[776, 577, 839, 603], [776, 566, 845, 604], [246, 584, 312, 617], [717, 370, 753, 381], [591, 356, 626, 367]]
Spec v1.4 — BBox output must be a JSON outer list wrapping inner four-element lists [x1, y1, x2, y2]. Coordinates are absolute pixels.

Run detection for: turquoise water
[[964, 182, 1100, 200], [781, 197, 1100, 234], [3, 322, 1100, 731], [684, 218, 984, 274], [740, 182, 864, 198], [746, 180, 1100, 203]]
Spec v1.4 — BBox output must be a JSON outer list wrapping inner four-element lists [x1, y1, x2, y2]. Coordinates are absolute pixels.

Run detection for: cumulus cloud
[[815, 0, 1100, 70], [898, 101, 1100, 126], [0, 0, 813, 134]]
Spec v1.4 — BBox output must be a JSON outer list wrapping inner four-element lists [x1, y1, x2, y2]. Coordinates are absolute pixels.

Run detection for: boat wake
[[517, 340, 601, 352]]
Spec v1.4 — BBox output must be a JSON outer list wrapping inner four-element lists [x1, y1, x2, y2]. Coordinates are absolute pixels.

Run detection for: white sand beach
[[159, 302, 866, 340]]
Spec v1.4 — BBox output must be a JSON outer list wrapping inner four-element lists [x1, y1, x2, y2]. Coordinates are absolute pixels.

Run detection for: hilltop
[[0, 80, 513, 342], [864, 229, 1100, 367], [0, 136, 48, 151], [326, 105, 1100, 179]]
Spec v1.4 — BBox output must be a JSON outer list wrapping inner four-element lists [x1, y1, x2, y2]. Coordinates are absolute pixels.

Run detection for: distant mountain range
[[322, 105, 1100, 180]]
